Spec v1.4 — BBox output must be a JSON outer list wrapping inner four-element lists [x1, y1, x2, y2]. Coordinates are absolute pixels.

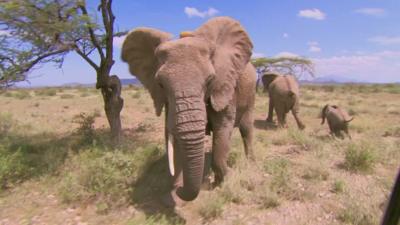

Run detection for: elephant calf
[[321, 104, 353, 139], [262, 73, 305, 130]]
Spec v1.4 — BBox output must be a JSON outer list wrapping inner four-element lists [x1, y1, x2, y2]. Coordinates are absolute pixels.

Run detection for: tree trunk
[[100, 74, 124, 143]]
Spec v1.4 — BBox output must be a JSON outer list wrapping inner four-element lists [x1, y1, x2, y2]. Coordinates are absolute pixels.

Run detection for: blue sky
[[21, 0, 400, 86]]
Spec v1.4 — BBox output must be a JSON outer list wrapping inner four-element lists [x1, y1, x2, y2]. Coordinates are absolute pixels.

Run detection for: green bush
[[0, 146, 32, 189], [257, 187, 280, 209], [72, 111, 100, 144], [13, 90, 31, 99], [198, 194, 226, 221], [60, 94, 74, 99], [383, 127, 400, 137], [302, 166, 329, 181], [264, 157, 292, 193], [131, 91, 142, 99], [0, 113, 13, 137], [35, 88, 57, 96], [343, 142, 376, 173], [338, 202, 377, 225], [59, 144, 163, 205], [127, 213, 183, 225], [332, 180, 345, 193]]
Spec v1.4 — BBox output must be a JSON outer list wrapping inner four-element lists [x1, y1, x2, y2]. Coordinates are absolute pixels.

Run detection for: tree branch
[[74, 45, 99, 71], [78, 3, 105, 61]]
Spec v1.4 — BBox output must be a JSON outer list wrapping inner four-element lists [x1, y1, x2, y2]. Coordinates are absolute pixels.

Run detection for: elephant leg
[[291, 109, 305, 130], [344, 125, 352, 139], [239, 110, 254, 160], [211, 120, 234, 186], [328, 121, 334, 134], [276, 107, 287, 128], [266, 98, 274, 122]]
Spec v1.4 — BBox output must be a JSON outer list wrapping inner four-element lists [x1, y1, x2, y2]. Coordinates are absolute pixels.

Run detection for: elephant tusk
[[167, 133, 175, 176]]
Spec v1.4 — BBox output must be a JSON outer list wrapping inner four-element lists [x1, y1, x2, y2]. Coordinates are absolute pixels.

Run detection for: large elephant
[[121, 17, 256, 205], [321, 104, 353, 139], [262, 73, 305, 130]]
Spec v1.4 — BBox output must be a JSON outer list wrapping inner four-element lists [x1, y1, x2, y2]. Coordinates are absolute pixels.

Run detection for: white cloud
[[298, 8, 326, 20], [312, 51, 400, 83], [184, 7, 219, 18], [252, 52, 265, 58], [0, 30, 10, 36], [308, 41, 321, 52], [355, 8, 385, 17], [368, 36, 400, 45], [283, 33, 289, 38], [309, 46, 321, 52], [275, 51, 299, 58], [113, 35, 126, 48]]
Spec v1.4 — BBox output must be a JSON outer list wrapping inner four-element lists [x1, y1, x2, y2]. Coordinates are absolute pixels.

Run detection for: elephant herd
[[121, 16, 354, 206]]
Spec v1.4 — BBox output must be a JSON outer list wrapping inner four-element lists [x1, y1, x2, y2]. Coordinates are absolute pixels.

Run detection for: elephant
[[121, 17, 256, 206], [261, 73, 305, 130], [321, 104, 353, 139]]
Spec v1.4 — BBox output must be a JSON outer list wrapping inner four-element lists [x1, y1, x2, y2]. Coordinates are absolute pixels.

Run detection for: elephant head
[[261, 73, 279, 92], [121, 17, 253, 201]]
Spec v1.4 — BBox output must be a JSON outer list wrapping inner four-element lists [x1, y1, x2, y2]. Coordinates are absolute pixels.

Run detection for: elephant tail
[[287, 91, 299, 113]]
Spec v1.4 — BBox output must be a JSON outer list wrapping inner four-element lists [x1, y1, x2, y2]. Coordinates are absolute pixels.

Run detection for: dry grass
[[0, 84, 399, 225]]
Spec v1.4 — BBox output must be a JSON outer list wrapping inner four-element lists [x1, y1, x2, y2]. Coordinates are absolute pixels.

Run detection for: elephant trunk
[[173, 95, 206, 201]]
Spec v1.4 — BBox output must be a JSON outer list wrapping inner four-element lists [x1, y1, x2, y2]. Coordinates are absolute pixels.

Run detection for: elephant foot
[[160, 189, 187, 208], [298, 124, 306, 130], [265, 118, 274, 123]]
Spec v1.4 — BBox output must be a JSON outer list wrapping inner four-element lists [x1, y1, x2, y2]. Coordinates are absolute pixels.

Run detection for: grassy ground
[[0, 84, 399, 225]]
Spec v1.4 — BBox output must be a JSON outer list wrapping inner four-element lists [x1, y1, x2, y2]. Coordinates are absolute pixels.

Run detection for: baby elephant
[[262, 73, 305, 130], [321, 104, 353, 139]]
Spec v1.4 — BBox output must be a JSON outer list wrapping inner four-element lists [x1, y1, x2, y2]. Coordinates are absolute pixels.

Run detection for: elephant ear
[[194, 17, 253, 111], [121, 28, 172, 116]]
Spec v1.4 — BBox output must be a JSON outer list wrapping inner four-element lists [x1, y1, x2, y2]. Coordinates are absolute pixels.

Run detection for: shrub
[[35, 88, 57, 96], [198, 194, 226, 221], [127, 213, 183, 225], [0, 113, 13, 137], [287, 129, 320, 151], [338, 202, 377, 225], [72, 111, 100, 144], [131, 91, 141, 99], [59, 144, 163, 205], [60, 94, 74, 99], [0, 146, 32, 189], [80, 92, 90, 97], [257, 187, 280, 209], [264, 157, 292, 193], [383, 127, 400, 137], [302, 165, 329, 181], [343, 142, 376, 173], [13, 90, 31, 99], [332, 180, 345, 193]]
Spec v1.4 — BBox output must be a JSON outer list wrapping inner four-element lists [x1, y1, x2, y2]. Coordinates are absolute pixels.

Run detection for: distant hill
[[299, 75, 365, 84], [120, 78, 141, 86], [62, 78, 141, 88]]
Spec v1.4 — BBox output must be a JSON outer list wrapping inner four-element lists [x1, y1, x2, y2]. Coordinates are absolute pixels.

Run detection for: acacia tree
[[0, 0, 124, 142], [251, 56, 315, 91]]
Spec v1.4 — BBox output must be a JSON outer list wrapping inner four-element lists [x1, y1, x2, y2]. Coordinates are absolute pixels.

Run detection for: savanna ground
[[0, 83, 399, 225]]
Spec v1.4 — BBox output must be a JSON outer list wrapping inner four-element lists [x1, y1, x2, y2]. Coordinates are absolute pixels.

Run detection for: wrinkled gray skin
[[121, 17, 256, 206], [321, 104, 353, 139], [262, 73, 305, 130]]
